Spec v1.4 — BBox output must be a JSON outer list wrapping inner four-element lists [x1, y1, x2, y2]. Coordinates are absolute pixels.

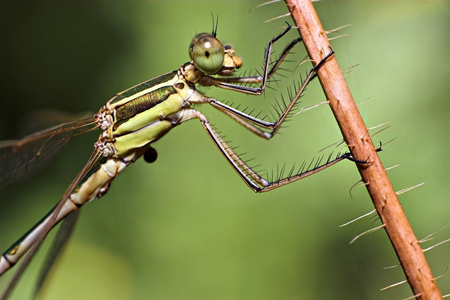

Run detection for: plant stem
[[284, 0, 442, 299]]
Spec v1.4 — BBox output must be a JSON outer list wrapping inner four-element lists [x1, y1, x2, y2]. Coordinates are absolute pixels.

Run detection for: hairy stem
[[284, 0, 442, 299]]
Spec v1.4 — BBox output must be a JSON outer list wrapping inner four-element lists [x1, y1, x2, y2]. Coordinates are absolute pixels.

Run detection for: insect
[[0, 22, 346, 297]]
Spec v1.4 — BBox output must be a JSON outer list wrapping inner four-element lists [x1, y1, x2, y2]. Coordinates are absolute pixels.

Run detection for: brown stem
[[283, 0, 442, 299]]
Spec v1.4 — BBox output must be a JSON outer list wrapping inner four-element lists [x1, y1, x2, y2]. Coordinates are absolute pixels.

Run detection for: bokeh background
[[0, 1, 448, 299]]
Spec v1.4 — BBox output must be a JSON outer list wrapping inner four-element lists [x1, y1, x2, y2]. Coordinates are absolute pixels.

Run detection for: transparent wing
[[1, 149, 104, 299], [0, 115, 99, 188], [34, 211, 80, 299]]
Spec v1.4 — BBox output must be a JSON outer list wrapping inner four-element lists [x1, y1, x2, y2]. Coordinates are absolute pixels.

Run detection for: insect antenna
[[211, 14, 219, 37]]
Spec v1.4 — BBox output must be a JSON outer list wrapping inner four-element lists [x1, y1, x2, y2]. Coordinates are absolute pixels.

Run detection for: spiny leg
[[204, 22, 302, 94], [208, 48, 335, 140], [180, 108, 350, 193], [216, 37, 301, 90], [185, 47, 347, 192]]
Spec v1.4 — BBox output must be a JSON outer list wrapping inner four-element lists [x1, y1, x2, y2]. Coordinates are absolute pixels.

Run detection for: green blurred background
[[0, 1, 448, 299]]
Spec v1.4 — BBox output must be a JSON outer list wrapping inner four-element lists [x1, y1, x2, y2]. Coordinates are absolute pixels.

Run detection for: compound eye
[[189, 33, 224, 75]]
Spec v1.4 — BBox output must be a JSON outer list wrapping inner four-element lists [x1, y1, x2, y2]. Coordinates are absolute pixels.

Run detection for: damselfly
[[0, 22, 347, 297]]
